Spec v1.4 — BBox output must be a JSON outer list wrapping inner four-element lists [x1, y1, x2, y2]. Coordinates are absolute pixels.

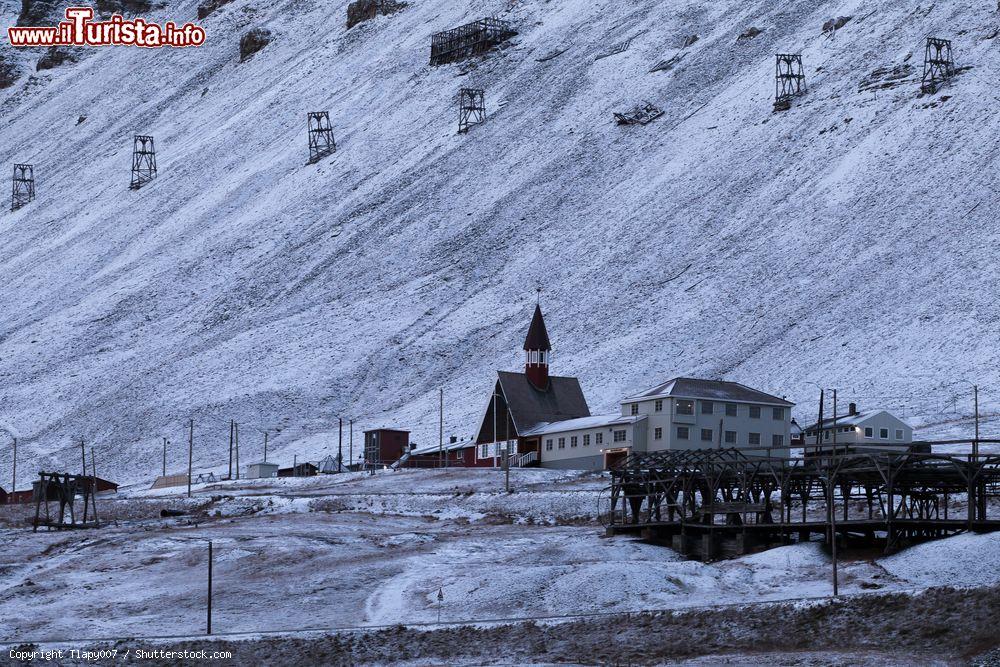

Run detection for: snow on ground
[[1, 468, 997, 646], [0, 0, 998, 488]]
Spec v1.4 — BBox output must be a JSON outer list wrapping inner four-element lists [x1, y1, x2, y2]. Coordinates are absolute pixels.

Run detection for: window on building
[[701, 428, 713, 442], [864, 427, 874, 438], [725, 430, 737, 444], [539, 351, 546, 364], [749, 432, 761, 446], [749, 405, 761, 419], [613, 430, 626, 443], [545, 439, 553, 451], [701, 401, 714, 415], [630, 403, 639, 416], [895, 429, 903, 441], [596, 432, 603, 445], [726, 403, 737, 417], [480, 444, 488, 458], [570, 436, 578, 448], [583, 434, 590, 446], [654, 427, 663, 440], [825, 430, 830, 440], [879, 428, 889, 439], [677, 400, 694, 415], [772, 434, 784, 447], [772, 407, 784, 420], [558, 437, 565, 449], [677, 426, 689, 440], [654, 399, 663, 412]]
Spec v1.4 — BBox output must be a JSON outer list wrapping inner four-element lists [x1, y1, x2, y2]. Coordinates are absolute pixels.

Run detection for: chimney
[[848, 402, 858, 416]]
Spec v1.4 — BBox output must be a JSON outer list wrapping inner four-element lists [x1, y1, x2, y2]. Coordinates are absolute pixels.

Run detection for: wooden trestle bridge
[[604, 444, 1000, 561]]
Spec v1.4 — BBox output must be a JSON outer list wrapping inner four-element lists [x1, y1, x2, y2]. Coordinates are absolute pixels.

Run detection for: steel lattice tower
[[458, 88, 485, 134], [921, 37, 955, 94], [130, 135, 157, 190], [307, 112, 337, 164], [11, 163, 35, 211], [774, 54, 806, 111]]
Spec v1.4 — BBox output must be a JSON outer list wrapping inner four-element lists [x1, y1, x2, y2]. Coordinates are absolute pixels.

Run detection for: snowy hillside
[[0, 0, 998, 483]]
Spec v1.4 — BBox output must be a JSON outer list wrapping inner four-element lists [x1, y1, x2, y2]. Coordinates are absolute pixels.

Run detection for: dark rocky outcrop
[[346, 0, 405, 29], [17, 0, 62, 26], [239, 28, 272, 62], [36, 47, 78, 71], [197, 0, 234, 19], [96, 0, 160, 14], [0, 55, 19, 89]]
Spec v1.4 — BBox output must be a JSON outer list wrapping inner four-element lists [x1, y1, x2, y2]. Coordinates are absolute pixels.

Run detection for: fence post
[[207, 540, 213, 634]]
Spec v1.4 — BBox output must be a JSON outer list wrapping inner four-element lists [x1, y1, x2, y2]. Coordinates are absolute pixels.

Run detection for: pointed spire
[[523, 303, 551, 351]]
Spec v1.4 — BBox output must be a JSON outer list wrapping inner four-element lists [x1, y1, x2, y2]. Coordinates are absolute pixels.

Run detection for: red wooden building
[[1, 476, 118, 504], [364, 428, 411, 466], [396, 437, 478, 468]]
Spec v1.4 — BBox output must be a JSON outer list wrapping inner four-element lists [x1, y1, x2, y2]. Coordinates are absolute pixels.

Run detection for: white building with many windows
[[518, 377, 794, 470], [521, 414, 647, 470], [619, 377, 794, 457], [801, 403, 913, 452]]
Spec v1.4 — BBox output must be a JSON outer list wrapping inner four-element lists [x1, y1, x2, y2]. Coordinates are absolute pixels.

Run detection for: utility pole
[[349, 419, 354, 471], [207, 540, 213, 635], [816, 389, 825, 453], [11, 437, 16, 494], [973, 384, 980, 460], [80, 438, 87, 477], [830, 388, 839, 597], [830, 477, 839, 596], [162, 438, 167, 477], [228, 420, 234, 480], [493, 390, 499, 468], [338, 418, 343, 473], [263, 431, 268, 463], [91, 446, 96, 478], [187, 419, 194, 498], [504, 403, 510, 492], [832, 390, 838, 455], [439, 388, 444, 468], [294, 453, 298, 476], [235, 423, 240, 480]]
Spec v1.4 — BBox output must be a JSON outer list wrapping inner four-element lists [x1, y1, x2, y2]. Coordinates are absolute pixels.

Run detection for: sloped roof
[[482, 370, 589, 437], [624, 377, 793, 406], [802, 409, 907, 432], [520, 414, 644, 437], [523, 304, 552, 351], [410, 439, 476, 456]]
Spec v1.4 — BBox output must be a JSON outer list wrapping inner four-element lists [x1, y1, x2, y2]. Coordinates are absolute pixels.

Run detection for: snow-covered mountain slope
[[0, 0, 997, 482]]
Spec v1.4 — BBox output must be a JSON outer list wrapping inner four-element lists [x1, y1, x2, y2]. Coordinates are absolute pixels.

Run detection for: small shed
[[277, 462, 318, 478], [247, 462, 279, 479], [151, 473, 188, 489], [0, 487, 7, 505]]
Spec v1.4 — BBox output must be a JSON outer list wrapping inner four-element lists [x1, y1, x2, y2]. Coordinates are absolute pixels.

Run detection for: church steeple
[[523, 303, 552, 390]]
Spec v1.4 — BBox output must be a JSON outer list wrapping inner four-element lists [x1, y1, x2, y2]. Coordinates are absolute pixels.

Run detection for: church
[[472, 303, 592, 467], [468, 303, 795, 471]]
